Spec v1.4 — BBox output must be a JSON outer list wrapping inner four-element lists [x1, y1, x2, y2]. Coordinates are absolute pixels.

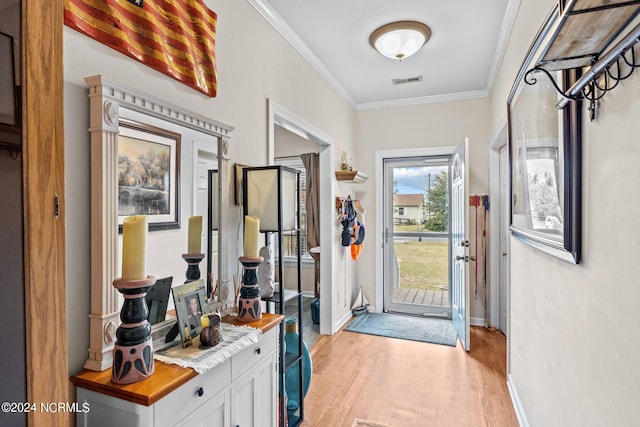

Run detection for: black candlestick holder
[[237, 256, 263, 322], [182, 253, 205, 282], [111, 276, 156, 384]]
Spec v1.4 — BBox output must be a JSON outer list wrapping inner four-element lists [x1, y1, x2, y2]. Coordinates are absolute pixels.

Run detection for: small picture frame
[[171, 279, 210, 347]]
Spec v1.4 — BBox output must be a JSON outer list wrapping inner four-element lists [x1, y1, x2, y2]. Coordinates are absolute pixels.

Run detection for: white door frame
[[488, 117, 510, 369], [375, 146, 456, 314], [267, 99, 336, 335], [488, 118, 509, 327]]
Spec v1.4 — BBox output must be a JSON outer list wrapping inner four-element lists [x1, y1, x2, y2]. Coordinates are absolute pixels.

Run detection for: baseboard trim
[[470, 316, 486, 326], [507, 373, 530, 427], [335, 310, 353, 332]]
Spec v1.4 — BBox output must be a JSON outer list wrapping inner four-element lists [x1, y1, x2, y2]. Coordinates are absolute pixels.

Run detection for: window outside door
[[382, 156, 451, 316]]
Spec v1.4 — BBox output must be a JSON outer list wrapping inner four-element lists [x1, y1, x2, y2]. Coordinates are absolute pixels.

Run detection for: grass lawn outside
[[393, 239, 448, 291]]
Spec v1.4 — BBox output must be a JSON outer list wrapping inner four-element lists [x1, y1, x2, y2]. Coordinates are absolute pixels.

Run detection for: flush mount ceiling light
[[369, 20, 431, 61]]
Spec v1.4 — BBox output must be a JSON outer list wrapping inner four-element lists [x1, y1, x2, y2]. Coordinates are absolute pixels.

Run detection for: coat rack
[[524, 0, 640, 120]]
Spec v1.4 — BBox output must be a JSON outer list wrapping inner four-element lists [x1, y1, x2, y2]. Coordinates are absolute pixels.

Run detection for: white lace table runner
[[154, 323, 261, 374]]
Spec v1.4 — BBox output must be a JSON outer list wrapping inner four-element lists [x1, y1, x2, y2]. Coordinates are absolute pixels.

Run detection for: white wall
[[63, 0, 356, 375], [491, 0, 640, 424], [354, 98, 492, 320]]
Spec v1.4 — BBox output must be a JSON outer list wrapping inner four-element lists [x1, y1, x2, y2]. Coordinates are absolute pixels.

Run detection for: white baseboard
[[470, 316, 486, 326], [507, 373, 530, 427], [335, 310, 353, 332]]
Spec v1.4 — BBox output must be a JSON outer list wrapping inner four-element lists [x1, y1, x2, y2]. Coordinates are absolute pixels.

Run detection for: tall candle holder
[[237, 256, 263, 322], [182, 253, 205, 282], [112, 276, 156, 384]]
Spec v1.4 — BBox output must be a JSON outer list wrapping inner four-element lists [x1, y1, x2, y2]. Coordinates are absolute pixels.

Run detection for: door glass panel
[[384, 158, 451, 314]]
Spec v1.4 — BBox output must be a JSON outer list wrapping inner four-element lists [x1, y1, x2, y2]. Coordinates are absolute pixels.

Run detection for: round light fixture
[[369, 20, 431, 61]]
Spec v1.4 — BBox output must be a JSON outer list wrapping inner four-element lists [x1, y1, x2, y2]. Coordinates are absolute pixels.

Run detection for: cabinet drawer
[[154, 359, 231, 427], [231, 327, 278, 381]]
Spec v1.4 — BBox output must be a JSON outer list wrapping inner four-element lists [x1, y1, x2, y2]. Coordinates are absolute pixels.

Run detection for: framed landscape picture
[[118, 120, 181, 231]]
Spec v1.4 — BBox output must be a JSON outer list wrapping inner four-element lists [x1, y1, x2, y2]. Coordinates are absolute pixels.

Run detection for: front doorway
[[382, 155, 452, 317]]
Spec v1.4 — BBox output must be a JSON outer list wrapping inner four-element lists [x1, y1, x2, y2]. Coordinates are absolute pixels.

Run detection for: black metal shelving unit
[[243, 165, 305, 427]]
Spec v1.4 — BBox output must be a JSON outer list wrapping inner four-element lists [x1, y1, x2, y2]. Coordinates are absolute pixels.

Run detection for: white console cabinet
[[72, 314, 282, 427]]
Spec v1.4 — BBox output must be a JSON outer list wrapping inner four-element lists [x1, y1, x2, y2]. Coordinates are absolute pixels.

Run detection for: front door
[[382, 156, 451, 316], [451, 139, 470, 350]]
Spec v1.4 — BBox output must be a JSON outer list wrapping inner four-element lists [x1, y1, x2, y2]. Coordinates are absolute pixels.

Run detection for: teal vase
[[284, 317, 312, 412]]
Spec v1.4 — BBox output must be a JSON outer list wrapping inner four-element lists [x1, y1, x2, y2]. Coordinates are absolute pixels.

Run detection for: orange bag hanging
[[351, 242, 363, 260]]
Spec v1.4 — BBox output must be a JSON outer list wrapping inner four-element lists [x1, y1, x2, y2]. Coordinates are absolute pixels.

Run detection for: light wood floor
[[301, 324, 518, 427]]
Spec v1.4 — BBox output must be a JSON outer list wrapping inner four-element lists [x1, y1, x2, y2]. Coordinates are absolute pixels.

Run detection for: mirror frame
[[507, 4, 582, 264], [84, 75, 232, 370]]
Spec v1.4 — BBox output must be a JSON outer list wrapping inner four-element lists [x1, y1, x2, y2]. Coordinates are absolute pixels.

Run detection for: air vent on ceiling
[[392, 75, 423, 85]]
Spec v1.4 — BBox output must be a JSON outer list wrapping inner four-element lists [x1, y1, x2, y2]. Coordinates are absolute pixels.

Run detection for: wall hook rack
[[522, 0, 640, 120]]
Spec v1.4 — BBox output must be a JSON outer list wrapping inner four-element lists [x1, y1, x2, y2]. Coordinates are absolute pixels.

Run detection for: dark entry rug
[[344, 312, 457, 347]]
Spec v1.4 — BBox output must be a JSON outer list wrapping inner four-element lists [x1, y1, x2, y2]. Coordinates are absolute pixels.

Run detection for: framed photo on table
[[117, 119, 181, 231], [507, 4, 581, 264], [172, 279, 211, 347]]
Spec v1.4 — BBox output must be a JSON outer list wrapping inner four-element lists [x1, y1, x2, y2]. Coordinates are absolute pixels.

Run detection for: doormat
[[344, 312, 457, 347], [352, 419, 389, 427]]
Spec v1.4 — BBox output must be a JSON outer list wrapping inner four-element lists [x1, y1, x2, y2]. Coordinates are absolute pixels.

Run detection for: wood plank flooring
[[301, 324, 517, 427]]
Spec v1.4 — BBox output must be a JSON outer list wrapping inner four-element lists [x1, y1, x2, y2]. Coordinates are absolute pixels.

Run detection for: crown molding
[[486, 0, 522, 93], [247, 0, 357, 109], [355, 90, 489, 111]]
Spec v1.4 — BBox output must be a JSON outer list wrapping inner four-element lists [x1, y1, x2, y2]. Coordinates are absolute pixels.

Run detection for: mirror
[[507, 3, 582, 264], [83, 75, 233, 368]]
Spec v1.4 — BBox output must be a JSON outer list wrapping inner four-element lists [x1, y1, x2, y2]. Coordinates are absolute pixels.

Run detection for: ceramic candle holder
[[111, 276, 156, 384], [237, 256, 263, 322], [182, 253, 205, 282]]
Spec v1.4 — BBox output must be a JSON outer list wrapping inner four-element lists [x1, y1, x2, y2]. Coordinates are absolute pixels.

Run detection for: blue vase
[[284, 317, 312, 412]]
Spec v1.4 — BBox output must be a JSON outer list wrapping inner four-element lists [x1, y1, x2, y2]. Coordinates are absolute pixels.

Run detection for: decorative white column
[[83, 76, 233, 371], [84, 78, 122, 371]]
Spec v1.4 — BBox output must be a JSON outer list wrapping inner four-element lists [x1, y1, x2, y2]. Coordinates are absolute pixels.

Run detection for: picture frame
[[507, 4, 581, 264], [0, 32, 17, 127], [118, 119, 181, 231], [171, 279, 211, 347]]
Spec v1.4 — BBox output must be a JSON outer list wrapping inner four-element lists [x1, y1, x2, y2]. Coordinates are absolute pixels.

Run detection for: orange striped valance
[[65, 0, 218, 97]]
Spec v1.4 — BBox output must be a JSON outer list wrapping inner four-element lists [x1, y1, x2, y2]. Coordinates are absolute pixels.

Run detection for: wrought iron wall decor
[[523, 0, 640, 120], [508, 3, 582, 264]]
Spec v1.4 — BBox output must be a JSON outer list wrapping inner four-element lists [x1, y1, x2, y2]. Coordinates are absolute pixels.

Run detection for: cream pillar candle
[[187, 215, 203, 254], [201, 314, 210, 328], [122, 215, 148, 280], [244, 216, 260, 258]]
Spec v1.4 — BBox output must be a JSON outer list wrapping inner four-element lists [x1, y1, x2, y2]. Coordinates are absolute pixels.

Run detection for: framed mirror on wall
[[507, 4, 582, 264]]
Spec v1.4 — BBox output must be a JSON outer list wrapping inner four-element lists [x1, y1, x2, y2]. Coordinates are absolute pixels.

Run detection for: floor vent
[[392, 75, 423, 85]]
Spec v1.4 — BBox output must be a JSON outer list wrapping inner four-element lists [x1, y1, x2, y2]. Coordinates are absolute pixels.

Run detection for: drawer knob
[[196, 387, 204, 397], [255, 347, 261, 355]]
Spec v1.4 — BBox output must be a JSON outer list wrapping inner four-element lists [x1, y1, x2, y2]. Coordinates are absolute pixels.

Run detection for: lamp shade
[[243, 165, 299, 232], [369, 21, 431, 61]]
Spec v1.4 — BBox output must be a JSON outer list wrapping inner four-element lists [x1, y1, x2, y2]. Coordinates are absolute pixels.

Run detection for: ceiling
[[249, 0, 520, 110]]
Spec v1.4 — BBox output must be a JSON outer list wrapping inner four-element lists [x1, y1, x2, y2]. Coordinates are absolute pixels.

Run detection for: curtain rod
[[274, 155, 302, 160]]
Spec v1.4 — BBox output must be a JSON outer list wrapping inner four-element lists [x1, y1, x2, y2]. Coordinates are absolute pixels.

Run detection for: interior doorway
[[267, 99, 335, 337], [382, 155, 452, 317], [489, 122, 510, 338]]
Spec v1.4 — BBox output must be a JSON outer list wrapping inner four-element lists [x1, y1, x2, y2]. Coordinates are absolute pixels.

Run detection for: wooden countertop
[[70, 313, 283, 406]]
